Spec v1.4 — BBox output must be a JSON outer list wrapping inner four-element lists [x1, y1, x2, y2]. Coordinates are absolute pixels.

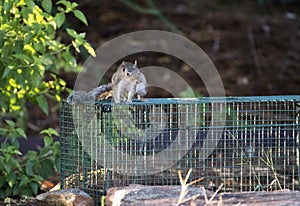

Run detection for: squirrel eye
[[127, 72, 131, 76]]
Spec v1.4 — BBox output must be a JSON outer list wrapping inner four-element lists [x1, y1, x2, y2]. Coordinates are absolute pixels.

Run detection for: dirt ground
[[72, 0, 300, 96], [27, 2, 300, 142]]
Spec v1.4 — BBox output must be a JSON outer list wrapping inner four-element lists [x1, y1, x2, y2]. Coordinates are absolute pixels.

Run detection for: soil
[[73, 0, 300, 96]]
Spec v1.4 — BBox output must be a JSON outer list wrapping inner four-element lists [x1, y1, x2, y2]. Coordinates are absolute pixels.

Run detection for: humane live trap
[[60, 96, 300, 204]]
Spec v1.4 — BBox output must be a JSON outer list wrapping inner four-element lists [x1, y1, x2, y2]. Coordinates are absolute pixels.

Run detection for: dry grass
[[177, 168, 224, 206]]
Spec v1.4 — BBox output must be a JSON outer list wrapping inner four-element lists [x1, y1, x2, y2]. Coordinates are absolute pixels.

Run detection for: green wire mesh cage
[[60, 96, 300, 204]]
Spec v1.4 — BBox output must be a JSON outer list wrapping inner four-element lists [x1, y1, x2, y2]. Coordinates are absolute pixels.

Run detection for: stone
[[106, 186, 300, 206], [105, 184, 209, 206], [36, 188, 95, 206]]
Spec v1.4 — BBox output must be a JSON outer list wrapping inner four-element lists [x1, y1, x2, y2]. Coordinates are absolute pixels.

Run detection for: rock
[[106, 185, 300, 206], [107, 187, 300, 206], [105, 184, 209, 206], [36, 188, 95, 206]]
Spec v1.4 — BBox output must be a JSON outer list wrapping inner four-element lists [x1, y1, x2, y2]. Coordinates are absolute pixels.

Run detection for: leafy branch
[[0, 0, 95, 197]]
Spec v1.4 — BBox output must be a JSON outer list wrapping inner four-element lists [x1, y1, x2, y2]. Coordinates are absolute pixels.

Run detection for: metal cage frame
[[60, 96, 300, 204]]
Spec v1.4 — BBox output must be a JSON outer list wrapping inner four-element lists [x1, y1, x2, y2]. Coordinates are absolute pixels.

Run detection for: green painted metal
[[60, 96, 300, 204]]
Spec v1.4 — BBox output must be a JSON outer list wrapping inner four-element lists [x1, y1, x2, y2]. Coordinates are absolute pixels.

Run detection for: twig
[[217, 195, 223, 206], [260, 149, 283, 190], [207, 183, 223, 204], [247, 28, 264, 84], [226, 129, 264, 190], [146, 0, 183, 35], [177, 169, 204, 205], [178, 193, 201, 205], [202, 186, 209, 203], [120, 0, 159, 15], [119, 0, 183, 35]]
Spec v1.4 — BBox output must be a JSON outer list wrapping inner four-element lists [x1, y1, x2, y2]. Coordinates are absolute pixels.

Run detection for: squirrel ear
[[121, 62, 126, 70], [133, 60, 137, 67]]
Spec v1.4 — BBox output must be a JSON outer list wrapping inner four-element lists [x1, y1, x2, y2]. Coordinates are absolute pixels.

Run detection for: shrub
[[0, 0, 95, 197]]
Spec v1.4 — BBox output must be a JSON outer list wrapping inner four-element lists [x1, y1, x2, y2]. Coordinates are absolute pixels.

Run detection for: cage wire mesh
[[60, 96, 300, 203]]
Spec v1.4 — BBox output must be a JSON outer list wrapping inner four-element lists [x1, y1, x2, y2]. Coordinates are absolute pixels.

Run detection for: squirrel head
[[121, 60, 138, 69], [120, 60, 139, 78]]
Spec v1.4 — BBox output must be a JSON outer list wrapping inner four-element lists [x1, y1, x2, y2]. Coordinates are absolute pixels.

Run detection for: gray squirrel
[[112, 60, 147, 103], [67, 60, 147, 104], [66, 83, 112, 104]]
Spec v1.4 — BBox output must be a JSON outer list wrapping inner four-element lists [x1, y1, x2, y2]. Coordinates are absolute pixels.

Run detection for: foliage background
[[0, 0, 95, 197]]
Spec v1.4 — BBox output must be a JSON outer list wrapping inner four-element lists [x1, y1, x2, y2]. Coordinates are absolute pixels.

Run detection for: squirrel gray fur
[[112, 60, 147, 103], [66, 60, 147, 104], [66, 84, 112, 105]]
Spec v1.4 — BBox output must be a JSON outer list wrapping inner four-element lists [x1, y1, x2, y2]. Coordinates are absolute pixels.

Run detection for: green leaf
[[20, 187, 34, 196], [2, 67, 11, 78], [0, 190, 4, 199], [40, 159, 56, 177], [62, 51, 77, 69], [25, 161, 34, 176], [5, 187, 13, 197], [3, 1, 13, 11], [14, 40, 24, 54], [44, 136, 53, 147], [16, 128, 27, 139], [54, 13, 65, 28], [13, 54, 32, 64], [3, 163, 11, 174], [7, 173, 16, 188], [41, 128, 59, 136], [71, 40, 80, 53], [19, 175, 29, 187], [19, 174, 30, 187], [29, 182, 39, 195], [45, 24, 55, 34], [73, 10, 88, 25], [25, 0, 35, 9], [83, 42, 96, 57], [52, 142, 61, 157], [2, 44, 13, 58], [36, 95, 48, 115], [13, 183, 23, 196], [0, 176, 6, 187], [41, 56, 53, 65], [66, 28, 78, 38], [0, 128, 7, 136], [42, 0, 52, 13], [0, 31, 5, 47], [5, 120, 15, 128]]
